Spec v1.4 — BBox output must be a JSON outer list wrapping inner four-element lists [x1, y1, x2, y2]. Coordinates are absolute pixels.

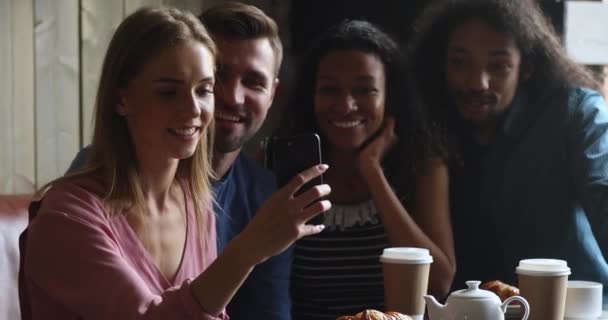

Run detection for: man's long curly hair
[[409, 0, 601, 163]]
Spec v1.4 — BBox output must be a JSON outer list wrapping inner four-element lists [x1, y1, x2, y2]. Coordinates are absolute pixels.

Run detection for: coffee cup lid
[[516, 259, 571, 276], [379, 247, 433, 264]]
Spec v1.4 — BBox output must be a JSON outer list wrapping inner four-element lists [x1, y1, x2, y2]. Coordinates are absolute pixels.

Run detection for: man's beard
[[214, 130, 250, 153], [213, 121, 262, 154], [453, 90, 500, 125]]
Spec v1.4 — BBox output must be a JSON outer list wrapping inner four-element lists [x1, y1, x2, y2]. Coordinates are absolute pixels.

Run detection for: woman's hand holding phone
[[235, 164, 332, 265]]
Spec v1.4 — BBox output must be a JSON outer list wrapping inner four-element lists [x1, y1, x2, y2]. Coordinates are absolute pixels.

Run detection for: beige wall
[[1, 0, 35, 194]]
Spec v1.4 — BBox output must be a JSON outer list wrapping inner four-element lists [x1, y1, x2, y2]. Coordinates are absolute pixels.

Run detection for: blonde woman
[[20, 6, 329, 319]]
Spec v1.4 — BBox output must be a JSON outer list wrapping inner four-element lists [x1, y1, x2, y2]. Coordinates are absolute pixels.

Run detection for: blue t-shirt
[[67, 149, 293, 319], [450, 88, 608, 299], [213, 153, 293, 320]]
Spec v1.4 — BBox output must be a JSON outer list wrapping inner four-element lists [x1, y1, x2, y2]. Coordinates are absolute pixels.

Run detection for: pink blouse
[[23, 176, 228, 319]]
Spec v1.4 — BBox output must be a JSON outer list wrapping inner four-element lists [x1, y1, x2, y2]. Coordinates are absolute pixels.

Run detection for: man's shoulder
[[66, 145, 92, 174], [566, 87, 601, 100], [562, 87, 606, 115], [530, 87, 605, 118]]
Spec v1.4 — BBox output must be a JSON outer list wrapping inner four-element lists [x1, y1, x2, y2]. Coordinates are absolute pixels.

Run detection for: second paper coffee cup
[[516, 258, 571, 320], [380, 247, 433, 320]]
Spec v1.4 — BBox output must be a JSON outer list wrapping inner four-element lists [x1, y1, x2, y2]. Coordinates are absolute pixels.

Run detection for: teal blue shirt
[[451, 88, 608, 298]]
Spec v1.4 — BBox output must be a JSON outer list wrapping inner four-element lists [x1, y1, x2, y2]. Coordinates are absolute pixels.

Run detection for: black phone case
[[265, 133, 325, 225]]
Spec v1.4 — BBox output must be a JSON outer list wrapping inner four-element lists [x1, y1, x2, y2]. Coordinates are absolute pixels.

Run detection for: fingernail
[[319, 164, 329, 171], [317, 224, 325, 230]]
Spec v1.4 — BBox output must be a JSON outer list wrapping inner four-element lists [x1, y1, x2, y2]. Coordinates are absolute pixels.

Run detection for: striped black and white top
[[291, 200, 390, 320]]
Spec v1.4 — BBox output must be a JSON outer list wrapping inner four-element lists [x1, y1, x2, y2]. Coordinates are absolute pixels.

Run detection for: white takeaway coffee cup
[[380, 247, 433, 320]]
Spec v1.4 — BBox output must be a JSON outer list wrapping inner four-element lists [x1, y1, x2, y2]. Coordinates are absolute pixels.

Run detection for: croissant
[[480, 280, 520, 301], [337, 309, 412, 320]]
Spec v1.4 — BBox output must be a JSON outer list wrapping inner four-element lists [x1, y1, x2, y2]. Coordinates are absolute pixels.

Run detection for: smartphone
[[264, 133, 325, 224]]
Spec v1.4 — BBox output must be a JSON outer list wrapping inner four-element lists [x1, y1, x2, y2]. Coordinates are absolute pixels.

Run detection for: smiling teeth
[[173, 128, 196, 135], [332, 120, 362, 128], [216, 112, 241, 122]]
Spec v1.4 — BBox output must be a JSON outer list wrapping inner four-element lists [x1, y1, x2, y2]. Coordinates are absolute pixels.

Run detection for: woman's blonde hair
[[46, 6, 217, 249]]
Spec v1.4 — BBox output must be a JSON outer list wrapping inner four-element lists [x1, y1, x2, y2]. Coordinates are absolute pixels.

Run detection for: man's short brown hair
[[200, 2, 283, 76]]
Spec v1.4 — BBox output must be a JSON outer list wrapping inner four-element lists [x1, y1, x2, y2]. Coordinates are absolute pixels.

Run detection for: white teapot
[[424, 280, 530, 320]]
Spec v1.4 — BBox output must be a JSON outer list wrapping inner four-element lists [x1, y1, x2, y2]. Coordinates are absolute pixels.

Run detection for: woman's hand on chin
[[357, 117, 398, 179]]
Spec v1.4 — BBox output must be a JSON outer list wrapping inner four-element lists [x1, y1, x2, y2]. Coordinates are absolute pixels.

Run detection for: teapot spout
[[424, 295, 446, 320]]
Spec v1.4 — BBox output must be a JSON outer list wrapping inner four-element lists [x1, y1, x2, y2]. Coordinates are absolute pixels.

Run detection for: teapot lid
[[449, 281, 501, 302]]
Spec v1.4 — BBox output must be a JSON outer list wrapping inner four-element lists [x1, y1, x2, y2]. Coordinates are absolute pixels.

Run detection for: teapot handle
[[501, 296, 530, 320]]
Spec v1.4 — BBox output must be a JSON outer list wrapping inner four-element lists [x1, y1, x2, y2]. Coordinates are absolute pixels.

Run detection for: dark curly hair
[[280, 19, 441, 196], [409, 0, 602, 163]]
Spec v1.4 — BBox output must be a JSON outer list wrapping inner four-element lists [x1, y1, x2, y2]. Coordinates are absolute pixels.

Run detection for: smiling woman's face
[[314, 50, 386, 152], [118, 40, 215, 162]]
